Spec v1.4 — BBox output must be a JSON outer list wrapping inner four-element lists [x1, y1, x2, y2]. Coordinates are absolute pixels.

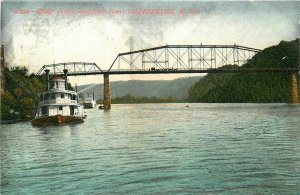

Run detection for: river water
[[1, 103, 299, 194]]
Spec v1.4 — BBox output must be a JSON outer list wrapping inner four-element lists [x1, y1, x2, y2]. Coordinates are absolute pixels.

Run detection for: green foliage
[[67, 83, 74, 91], [1, 66, 45, 121], [188, 39, 299, 103], [188, 65, 237, 102], [97, 94, 183, 104]]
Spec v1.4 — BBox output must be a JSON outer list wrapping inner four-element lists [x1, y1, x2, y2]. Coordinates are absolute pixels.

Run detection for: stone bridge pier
[[288, 72, 299, 104], [103, 73, 111, 109]]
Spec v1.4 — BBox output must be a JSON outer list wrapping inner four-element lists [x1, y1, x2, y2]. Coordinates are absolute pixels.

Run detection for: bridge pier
[[288, 72, 299, 104], [103, 74, 111, 109]]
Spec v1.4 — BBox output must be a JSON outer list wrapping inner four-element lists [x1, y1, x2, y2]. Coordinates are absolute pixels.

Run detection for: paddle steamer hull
[[31, 115, 84, 126]]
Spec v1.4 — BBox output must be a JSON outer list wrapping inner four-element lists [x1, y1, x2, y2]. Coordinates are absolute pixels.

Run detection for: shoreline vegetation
[[1, 67, 45, 123], [96, 94, 184, 105], [188, 39, 299, 103], [0, 39, 299, 122]]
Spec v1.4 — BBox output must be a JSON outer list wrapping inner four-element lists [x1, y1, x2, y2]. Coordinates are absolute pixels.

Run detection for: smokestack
[[75, 83, 78, 92], [93, 92, 95, 101], [1, 45, 4, 58], [63, 69, 68, 89], [45, 69, 50, 90]]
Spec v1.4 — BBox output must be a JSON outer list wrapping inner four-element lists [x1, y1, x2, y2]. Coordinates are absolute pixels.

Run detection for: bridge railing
[[38, 99, 77, 106]]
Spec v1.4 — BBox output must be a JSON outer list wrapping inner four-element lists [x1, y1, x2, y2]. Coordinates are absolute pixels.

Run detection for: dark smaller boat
[[83, 92, 96, 109]]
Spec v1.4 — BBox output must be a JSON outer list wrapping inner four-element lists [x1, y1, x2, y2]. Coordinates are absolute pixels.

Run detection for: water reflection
[[1, 104, 299, 194]]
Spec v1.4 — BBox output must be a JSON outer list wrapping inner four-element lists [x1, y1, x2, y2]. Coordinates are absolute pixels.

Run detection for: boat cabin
[[50, 76, 66, 90]]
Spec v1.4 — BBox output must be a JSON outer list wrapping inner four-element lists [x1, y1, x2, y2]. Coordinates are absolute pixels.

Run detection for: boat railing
[[39, 99, 78, 106]]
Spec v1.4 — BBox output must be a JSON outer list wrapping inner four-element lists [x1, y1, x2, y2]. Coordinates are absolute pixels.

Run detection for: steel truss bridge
[[36, 44, 300, 106], [36, 44, 300, 76]]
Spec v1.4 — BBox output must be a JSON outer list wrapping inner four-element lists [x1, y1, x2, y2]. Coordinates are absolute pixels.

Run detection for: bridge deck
[[64, 68, 300, 76]]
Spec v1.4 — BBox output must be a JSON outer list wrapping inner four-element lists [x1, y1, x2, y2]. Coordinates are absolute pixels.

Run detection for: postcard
[[1, 1, 299, 194]]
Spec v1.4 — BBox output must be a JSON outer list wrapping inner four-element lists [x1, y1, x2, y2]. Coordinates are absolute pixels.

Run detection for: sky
[[1, 0, 299, 84]]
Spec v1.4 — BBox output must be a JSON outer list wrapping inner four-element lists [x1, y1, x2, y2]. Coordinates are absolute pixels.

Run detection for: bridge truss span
[[36, 62, 102, 75], [108, 44, 262, 73]]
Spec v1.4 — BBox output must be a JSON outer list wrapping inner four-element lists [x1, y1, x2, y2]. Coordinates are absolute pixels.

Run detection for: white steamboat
[[31, 69, 86, 126]]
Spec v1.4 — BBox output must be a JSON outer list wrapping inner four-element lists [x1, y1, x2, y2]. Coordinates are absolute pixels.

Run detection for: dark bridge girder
[[116, 44, 261, 56], [37, 62, 102, 75], [62, 68, 300, 76], [108, 44, 262, 72]]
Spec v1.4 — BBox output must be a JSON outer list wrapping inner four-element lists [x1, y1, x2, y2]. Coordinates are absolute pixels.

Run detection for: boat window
[[44, 94, 49, 100], [70, 106, 74, 115], [50, 81, 54, 89], [51, 93, 55, 100], [59, 106, 63, 111], [61, 94, 65, 99], [56, 81, 59, 88], [41, 106, 48, 115]]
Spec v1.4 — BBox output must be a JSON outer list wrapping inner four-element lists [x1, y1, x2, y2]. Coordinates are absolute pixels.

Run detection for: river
[[1, 103, 299, 194]]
